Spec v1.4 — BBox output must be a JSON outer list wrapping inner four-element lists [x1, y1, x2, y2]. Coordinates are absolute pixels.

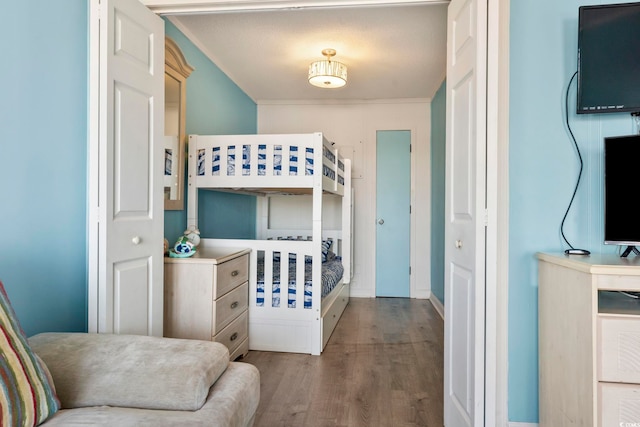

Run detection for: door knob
[[455, 240, 463, 249], [378, 219, 385, 225], [132, 236, 141, 245]]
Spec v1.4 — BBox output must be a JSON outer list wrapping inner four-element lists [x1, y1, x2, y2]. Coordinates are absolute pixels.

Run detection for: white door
[[88, 0, 165, 336], [444, 0, 487, 425]]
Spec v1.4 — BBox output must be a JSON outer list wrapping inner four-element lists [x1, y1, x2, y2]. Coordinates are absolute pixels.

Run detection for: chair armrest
[[29, 332, 229, 411]]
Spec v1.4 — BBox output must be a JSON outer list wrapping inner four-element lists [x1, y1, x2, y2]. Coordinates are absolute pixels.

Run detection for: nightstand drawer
[[213, 310, 248, 356], [214, 254, 249, 298], [598, 316, 640, 383], [213, 282, 248, 334]]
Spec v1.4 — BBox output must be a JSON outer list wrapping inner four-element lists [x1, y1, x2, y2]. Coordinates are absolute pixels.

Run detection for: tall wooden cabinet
[[538, 253, 640, 427], [164, 247, 250, 360]]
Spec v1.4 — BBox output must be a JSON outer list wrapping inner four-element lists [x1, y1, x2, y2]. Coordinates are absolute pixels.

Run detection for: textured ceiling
[[168, 3, 448, 102]]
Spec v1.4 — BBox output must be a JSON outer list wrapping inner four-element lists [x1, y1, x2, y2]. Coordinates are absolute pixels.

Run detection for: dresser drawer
[[213, 310, 248, 355], [599, 382, 640, 427], [598, 316, 640, 383], [214, 254, 249, 298], [213, 282, 248, 334]]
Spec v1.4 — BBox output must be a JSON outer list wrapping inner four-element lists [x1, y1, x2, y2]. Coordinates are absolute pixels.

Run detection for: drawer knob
[[230, 301, 239, 309], [230, 332, 238, 342], [231, 270, 239, 277]]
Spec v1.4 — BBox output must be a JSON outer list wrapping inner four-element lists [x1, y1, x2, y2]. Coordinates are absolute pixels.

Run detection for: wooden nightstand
[[164, 247, 250, 360]]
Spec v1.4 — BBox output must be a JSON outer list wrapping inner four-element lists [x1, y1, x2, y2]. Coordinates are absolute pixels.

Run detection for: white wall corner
[[414, 289, 431, 299], [429, 295, 444, 319]]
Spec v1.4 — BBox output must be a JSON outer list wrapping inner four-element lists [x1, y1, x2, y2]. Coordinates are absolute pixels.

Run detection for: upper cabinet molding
[[142, 0, 449, 14], [165, 37, 194, 79]]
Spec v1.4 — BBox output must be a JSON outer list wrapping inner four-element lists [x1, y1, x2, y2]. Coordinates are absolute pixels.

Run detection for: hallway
[[243, 297, 444, 427]]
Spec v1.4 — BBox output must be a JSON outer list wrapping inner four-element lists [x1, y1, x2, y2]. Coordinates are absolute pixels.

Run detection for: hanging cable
[[561, 71, 590, 255]]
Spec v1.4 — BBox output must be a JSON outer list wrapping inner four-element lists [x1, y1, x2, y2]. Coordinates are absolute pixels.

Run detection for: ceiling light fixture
[[308, 49, 347, 89]]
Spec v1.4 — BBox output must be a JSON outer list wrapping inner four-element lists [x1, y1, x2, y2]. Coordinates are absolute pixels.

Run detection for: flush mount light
[[308, 49, 347, 89]]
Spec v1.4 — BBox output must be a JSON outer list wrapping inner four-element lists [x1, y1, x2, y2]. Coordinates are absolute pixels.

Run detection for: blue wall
[[0, 4, 256, 337], [163, 20, 257, 244], [430, 80, 446, 304], [509, 0, 637, 422], [0, 3, 88, 336]]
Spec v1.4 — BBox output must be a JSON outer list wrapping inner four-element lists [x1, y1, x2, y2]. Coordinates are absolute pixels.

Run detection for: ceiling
[[165, 3, 449, 103]]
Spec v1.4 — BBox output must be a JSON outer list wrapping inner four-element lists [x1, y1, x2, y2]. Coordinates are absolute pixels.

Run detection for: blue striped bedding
[[256, 256, 344, 309], [197, 145, 315, 176]]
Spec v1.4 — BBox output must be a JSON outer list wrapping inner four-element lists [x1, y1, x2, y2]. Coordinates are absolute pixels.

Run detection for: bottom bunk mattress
[[256, 256, 344, 309]]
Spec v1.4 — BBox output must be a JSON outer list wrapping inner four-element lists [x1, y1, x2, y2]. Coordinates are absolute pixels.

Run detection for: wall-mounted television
[[604, 135, 640, 256], [577, 2, 640, 114]]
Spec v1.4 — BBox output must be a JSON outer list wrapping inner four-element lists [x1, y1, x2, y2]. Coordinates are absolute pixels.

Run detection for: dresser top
[[537, 252, 640, 276], [164, 247, 250, 264]]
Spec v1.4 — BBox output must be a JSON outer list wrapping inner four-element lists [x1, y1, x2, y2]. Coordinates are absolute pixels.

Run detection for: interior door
[[376, 130, 411, 297], [88, 0, 165, 336], [444, 0, 487, 425]]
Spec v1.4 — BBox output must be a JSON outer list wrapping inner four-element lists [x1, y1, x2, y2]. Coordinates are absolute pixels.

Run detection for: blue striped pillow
[[321, 239, 333, 262], [0, 280, 60, 426]]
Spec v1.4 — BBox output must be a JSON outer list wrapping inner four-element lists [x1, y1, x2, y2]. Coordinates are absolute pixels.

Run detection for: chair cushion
[[29, 333, 230, 411], [0, 280, 60, 426]]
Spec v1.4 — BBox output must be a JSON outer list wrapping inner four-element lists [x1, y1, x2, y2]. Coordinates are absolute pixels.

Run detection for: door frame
[[123, 1, 511, 424], [369, 125, 419, 299]]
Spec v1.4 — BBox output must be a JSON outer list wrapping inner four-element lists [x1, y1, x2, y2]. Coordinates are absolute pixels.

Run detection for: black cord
[[561, 71, 590, 255]]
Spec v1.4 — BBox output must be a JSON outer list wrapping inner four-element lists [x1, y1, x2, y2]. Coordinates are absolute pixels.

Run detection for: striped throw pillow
[[0, 280, 60, 426], [321, 239, 333, 262]]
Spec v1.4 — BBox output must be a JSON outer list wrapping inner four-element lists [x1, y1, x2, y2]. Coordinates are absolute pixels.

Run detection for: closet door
[[444, 0, 488, 425], [88, 0, 165, 336]]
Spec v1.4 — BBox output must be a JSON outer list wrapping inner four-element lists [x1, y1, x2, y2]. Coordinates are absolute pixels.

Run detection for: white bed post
[[311, 133, 324, 356], [342, 158, 352, 283], [187, 134, 199, 230], [256, 195, 269, 239]]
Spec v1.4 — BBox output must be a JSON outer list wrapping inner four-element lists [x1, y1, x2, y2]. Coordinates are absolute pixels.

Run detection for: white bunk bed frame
[[187, 132, 352, 355]]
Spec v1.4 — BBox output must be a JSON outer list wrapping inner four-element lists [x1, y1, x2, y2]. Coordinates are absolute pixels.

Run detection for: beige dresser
[[164, 247, 250, 360], [538, 252, 640, 427]]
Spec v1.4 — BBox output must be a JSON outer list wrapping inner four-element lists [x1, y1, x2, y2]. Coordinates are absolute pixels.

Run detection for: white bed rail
[[200, 237, 336, 354], [188, 133, 345, 193]]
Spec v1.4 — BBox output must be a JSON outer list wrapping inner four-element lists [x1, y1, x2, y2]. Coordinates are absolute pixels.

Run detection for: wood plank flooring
[[242, 297, 444, 427]]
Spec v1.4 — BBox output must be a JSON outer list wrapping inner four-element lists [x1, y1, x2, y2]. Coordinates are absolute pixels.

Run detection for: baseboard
[[509, 423, 538, 427], [429, 295, 444, 319], [349, 289, 374, 298]]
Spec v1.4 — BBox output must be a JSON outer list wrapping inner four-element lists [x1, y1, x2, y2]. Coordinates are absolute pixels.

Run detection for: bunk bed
[[187, 132, 352, 355]]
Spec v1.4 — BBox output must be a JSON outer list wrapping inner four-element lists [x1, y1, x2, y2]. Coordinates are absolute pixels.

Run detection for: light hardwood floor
[[242, 297, 444, 427]]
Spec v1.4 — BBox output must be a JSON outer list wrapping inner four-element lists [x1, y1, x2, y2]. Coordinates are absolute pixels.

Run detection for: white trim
[[429, 295, 444, 319], [142, 0, 450, 14], [509, 423, 538, 427], [88, 0, 100, 333], [257, 98, 433, 106], [486, 0, 510, 426]]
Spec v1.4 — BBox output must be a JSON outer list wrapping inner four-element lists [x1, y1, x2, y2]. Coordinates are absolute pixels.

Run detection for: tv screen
[[577, 2, 640, 114], [604, 135, 640, 245]]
